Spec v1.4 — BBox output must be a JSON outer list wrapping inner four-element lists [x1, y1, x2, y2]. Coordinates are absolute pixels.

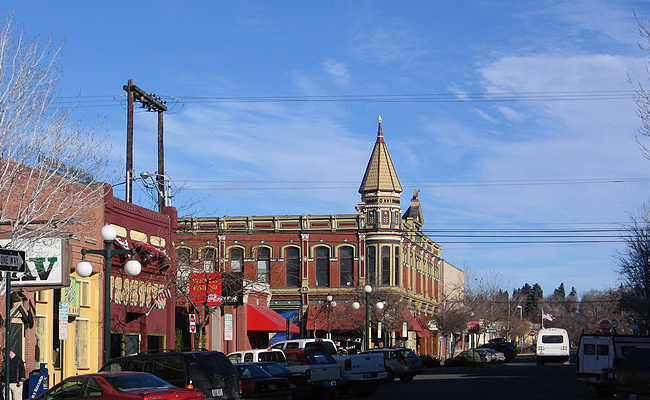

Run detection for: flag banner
[[542, 309, 554, 321]]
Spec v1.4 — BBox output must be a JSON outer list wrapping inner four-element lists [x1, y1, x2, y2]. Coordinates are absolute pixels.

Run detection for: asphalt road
[[338, 353, 601, 400]]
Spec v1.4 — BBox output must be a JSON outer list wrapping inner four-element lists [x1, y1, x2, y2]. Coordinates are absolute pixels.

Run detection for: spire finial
[[378, 115, 382, 124], [377, 115, 383, 138]]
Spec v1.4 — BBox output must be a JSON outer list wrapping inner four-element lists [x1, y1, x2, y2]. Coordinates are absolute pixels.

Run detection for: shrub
[[420, 355, 441, 368]]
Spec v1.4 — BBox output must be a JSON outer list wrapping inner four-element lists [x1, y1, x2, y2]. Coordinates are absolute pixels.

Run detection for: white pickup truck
[[270, 338, 388, 396]]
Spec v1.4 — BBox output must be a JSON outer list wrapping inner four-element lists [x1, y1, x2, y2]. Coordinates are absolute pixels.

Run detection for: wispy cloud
[[322, 59, 351, 86]]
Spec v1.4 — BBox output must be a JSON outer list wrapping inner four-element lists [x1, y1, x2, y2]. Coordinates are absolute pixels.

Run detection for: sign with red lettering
[[467, 321, 480, 334], [189, 273, 223, 306]]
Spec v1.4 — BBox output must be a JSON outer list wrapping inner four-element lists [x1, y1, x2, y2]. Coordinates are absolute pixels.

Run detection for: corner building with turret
[[176, 117, 458, 358]]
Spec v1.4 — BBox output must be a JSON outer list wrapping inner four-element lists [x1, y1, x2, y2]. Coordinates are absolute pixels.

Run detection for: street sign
[[0, 248, 25, 272], [529, 330, 536, 337], [224, 313, 233, 341], [599, 319, 612, 332], [59, 301, 68, 340], [467, 321, 480, 334]]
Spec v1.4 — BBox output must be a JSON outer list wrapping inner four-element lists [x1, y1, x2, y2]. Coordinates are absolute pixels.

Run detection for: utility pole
[[123, 79, 168, 206]]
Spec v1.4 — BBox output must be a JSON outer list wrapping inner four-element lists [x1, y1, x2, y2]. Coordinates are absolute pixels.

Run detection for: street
[[340, 353, 600, 400]]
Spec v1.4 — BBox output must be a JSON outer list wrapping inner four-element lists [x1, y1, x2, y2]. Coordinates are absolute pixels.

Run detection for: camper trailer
[[576, 334, 650, 383]]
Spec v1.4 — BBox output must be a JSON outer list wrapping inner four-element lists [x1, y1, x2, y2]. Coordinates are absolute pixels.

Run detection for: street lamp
[[140, 171, 173, 212], [516, 305, 523, 320], [352, 285, 385, 351], [75, 225, 142, 364], [324, 295, 337, 339]]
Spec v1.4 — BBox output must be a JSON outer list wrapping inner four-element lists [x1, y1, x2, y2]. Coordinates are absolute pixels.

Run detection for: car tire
[[399, 375, 414, 383], [386, 369, 395, 383]]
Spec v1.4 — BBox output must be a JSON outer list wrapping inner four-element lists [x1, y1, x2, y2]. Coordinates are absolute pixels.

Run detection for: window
[[256, 247, 270, 283], [177, 248, 191, 268], [47, 377, 86, 398], [35, 316, 46, 364], [339, 247, 354, 286], [394, 248, 400, 286], [244, 353, 253, 362], [597, 345, 609, 356], [230, 248, 244, 274], [79, 280, 90, 307], [315, 247, 330, 287], [202, 247, 217, 272], [35, 290, 46, 302], [152, 356, 185, 388], [75, 319, 89, 368], [367, 246, 376, 285], [126, 334, 140, 355], [381, 246, 390, 285], [285, 247, 300, 287]]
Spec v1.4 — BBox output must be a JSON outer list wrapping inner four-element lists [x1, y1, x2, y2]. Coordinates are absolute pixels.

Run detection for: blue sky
[[3, 1, 650, 297]]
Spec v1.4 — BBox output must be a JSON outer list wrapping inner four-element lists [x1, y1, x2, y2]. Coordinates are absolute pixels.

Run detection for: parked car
[[253, 362, 311, 400], [360, 347, 425, 383], [444, 350, 487, 367], [475, 348, 505, 363], [613, 347, 650, 399], [282, 349, 341, 396], [228, 349, 288, 366], [233, 363, 291, 400], [100, 350, 240, 400], [479, 338, 517, 362], [34, 371, 205, 400]]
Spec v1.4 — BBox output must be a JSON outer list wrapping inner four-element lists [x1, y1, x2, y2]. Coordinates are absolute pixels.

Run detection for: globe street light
[[352, 285, 384, 351], [324, 295, 337, 339], [76, 224, 142, 364]]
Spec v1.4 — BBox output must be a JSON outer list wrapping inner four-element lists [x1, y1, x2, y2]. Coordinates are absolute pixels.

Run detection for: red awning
[[247, 304, 300, 333], [402, 310, 432, 338], [306, 305, 365, 331]]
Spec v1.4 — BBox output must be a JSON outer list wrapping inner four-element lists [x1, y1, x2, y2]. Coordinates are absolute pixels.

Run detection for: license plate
[[363, 373, 372, 378], [268, 384, 276, 390], [211, 388, 223, 397], [290, 383, 297, 388]]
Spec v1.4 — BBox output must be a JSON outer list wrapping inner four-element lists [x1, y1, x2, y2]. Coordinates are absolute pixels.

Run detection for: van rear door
[[579, 336, 612, 376]]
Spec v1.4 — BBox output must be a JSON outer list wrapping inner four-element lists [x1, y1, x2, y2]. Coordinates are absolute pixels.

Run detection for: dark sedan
[[233, 363, 292, 400], [253, 361, 311, 400]]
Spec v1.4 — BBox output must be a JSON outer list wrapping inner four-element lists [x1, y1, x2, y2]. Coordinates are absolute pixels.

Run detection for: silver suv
[[360, 348, 424, 383]]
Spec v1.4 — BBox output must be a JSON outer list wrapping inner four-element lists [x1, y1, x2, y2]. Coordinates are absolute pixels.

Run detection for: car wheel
[[386, 369, 395, 383], [400, 375, 414, 383]]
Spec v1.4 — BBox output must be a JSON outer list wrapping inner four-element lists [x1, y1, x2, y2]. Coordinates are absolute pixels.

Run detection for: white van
[[576, 334, 650, 383], [536, 328, 570, 365], [227, 348, 288, 365]]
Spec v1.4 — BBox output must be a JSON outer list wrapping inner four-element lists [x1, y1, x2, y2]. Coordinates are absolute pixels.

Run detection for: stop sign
[[599, 319, 612, 332], [529, 330, 536, 337], [467, 321, 480, 334]]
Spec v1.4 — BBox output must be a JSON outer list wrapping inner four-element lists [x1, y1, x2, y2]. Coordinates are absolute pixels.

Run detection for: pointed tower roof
[[359, 116, 403, 196], [403, 189, 425, 227]]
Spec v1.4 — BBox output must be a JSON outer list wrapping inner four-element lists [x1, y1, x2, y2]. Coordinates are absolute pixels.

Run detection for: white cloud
[[322, 59, 350, 86]]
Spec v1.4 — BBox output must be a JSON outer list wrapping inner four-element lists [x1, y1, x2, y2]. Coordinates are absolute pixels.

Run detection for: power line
[[53, 89, 638, 108]]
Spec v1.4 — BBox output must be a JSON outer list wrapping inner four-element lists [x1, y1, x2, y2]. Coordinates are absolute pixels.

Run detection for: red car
[[35, 371, 205, 400]]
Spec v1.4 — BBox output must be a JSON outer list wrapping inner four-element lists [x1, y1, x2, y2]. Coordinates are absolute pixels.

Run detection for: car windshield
[[235, 364, 272, 379], [104, 373, 175, 392], [305, 351, 336, 364], [259, 363, 291, 376]]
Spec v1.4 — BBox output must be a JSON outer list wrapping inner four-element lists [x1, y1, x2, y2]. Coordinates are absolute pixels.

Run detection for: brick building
[[176, 117, 459, 357]]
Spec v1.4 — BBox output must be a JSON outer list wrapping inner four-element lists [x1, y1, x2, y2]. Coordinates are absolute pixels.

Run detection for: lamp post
[[75, 225, 142, 364], [352, 285, 385, 351], [324, 295, 337, 339]]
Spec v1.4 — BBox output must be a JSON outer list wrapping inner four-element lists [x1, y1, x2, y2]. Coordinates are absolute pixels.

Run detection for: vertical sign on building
[[224, 313, 233, 341], [58, 301, 68, 340], [189, 314, 196, 334], [402, 322, 407, 338]]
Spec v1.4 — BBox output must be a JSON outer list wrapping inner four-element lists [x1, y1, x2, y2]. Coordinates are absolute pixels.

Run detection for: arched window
[[177, 248, 191, 269], [394, 248, 400, 286], [285, 247, 301, 287], [202, 247, 217, 272], [381, 246, 390, 285], [367, 246, 376, 285], [256, 247, 270, 283], [315, 247, 330, 287], [230, 248, 244, 274], [339, 247, 354, 286]]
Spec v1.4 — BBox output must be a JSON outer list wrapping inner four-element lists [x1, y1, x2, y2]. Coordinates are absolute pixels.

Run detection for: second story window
[[203, 247, 217, 272], [340, 247, 354, 286], [367, 246, 376, 286], [381, 246, 390, 285], [257, 247, 270, 283], [285, 247, 300, 287], [230, 248, 244, 274], [315, 247, 330, 287]]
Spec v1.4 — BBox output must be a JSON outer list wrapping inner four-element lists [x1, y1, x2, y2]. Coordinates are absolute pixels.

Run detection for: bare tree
[[633, 15, 650, 159], [617, 206, 650, 329], [0, 14, 110, 248]]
